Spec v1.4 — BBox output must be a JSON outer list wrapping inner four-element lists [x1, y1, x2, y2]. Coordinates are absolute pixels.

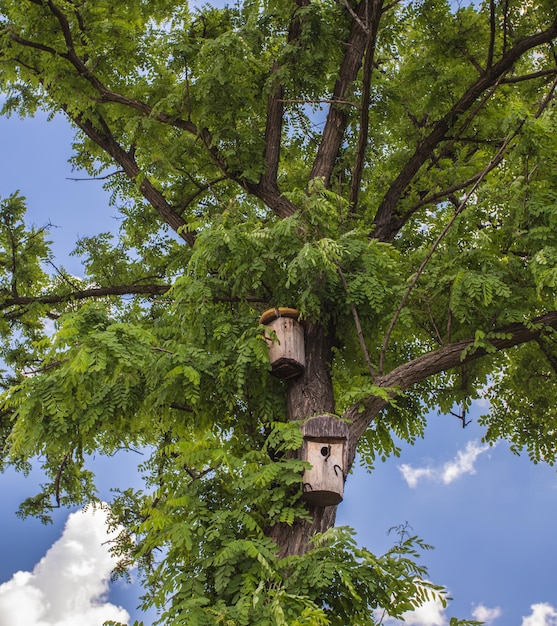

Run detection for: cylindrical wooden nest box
[[301, 414, 349, 507], [259, 308, 305, 380]]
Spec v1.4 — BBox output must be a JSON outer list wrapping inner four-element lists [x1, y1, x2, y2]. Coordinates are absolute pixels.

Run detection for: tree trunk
[[271, 322, 339, 557]]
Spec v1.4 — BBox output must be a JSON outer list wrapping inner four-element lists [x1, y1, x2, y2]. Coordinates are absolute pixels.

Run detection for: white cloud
[[378, 598, 447, 626], [399, 464, 435, 488], [441, 441, 490, 484], [521, 603, 557, 626], [472, 604, 502, 624], [0, 506, 129, 626], [401, 599, 447, 626], [379, 600, 504, 626], [399, 440, 491, 488]]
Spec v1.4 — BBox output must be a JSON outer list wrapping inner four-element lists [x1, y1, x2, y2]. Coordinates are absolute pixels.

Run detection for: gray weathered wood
[[300, 414, 348, 506], [265, 316, 305, 379]]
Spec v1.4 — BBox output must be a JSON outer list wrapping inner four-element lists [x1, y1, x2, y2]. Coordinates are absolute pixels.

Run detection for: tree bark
[[271, 322, 339, 556], [286, 322, 335, 421]]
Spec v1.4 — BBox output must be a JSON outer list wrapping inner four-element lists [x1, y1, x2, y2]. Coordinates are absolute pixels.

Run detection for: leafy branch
[[372, 19, 557, 241], [347, 310, 557, 446]]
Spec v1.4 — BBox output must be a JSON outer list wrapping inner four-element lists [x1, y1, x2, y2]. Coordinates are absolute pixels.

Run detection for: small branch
[[404, 168, 492, 217], [381, 0, 404, 12], [53, 453, 70, 508], [66, 170, 124, 181], [501, 67, 557, 84], [450, 407, 472, 429], [378, 126, 520, 374], [22, 360, 64, 375], [279, 98, 360, 108], [343, 0, 370, 34], [176, 176, 228, 216], [337, 265, 377, 380], [425, 299, 444, 345], [185, 466, 214, 483], [152, 346, 174, 355], [109, 446, 144, 456], [261, 63, 284, 191], [170, 402, 193, 413], [534, 74, 557, 117], [47, 258, 82, 291]]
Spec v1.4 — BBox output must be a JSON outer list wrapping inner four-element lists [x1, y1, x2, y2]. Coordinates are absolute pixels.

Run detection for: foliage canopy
[[1, 0, 557, 623]]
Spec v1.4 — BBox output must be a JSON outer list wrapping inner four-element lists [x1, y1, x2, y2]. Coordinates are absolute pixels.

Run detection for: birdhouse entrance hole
[[301, 414, 349, 507]]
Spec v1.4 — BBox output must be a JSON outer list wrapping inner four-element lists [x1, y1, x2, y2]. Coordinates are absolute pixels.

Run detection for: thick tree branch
[[259, 2, 309, 211], [349, 0, 384, 211], [261, 1, 309, 185], [1, 284, 170, 308], [8, 3, 300, 222], [345, 310, 557, 458], [244, 181, 298, 218], [6, 29, 197, 242], [310, 1, 371, 186], [7, 31, 60, 57], [406, 73, 557, 220], [261, 67, 285, 192], [71, 114, 196, 245], [487, 0, 496, 68], [372, 20, 557, 242], [2, 286, 268, 317]]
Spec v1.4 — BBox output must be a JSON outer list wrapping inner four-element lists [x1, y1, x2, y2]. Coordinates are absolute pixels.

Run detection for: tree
[[1, 0, 557, 623]]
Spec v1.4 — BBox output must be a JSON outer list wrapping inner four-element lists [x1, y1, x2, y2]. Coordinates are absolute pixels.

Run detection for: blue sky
[[0, 51, 557, 626]]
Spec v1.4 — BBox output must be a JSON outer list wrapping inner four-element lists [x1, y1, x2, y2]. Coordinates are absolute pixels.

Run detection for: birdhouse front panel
[[265, 316, 305, 379], [302, 438, 346, 506]]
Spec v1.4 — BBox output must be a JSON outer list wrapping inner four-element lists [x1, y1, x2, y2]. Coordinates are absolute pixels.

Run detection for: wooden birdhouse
[[301, 414, 349, 507], [259, 308, 305, 379]]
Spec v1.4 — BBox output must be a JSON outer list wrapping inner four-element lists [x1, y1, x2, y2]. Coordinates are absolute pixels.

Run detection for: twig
[[378, 76, 557, 373], [109, 446, 144, 456], [170, 402, 193, 413], [337, 265, 377, 380], [53, 453, 70, 508], [47, 258, 82, 291], [279, 98, 360, 109], [342, 0, 370, 34], [450, 407, 471, 429], [66, 170, 124, 181], [378, 126, 522, 374]]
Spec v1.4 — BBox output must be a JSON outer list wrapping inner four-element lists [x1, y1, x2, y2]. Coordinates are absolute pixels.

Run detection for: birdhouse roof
[[301, 414, 349, 440], [259, 307, 300, 325]]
